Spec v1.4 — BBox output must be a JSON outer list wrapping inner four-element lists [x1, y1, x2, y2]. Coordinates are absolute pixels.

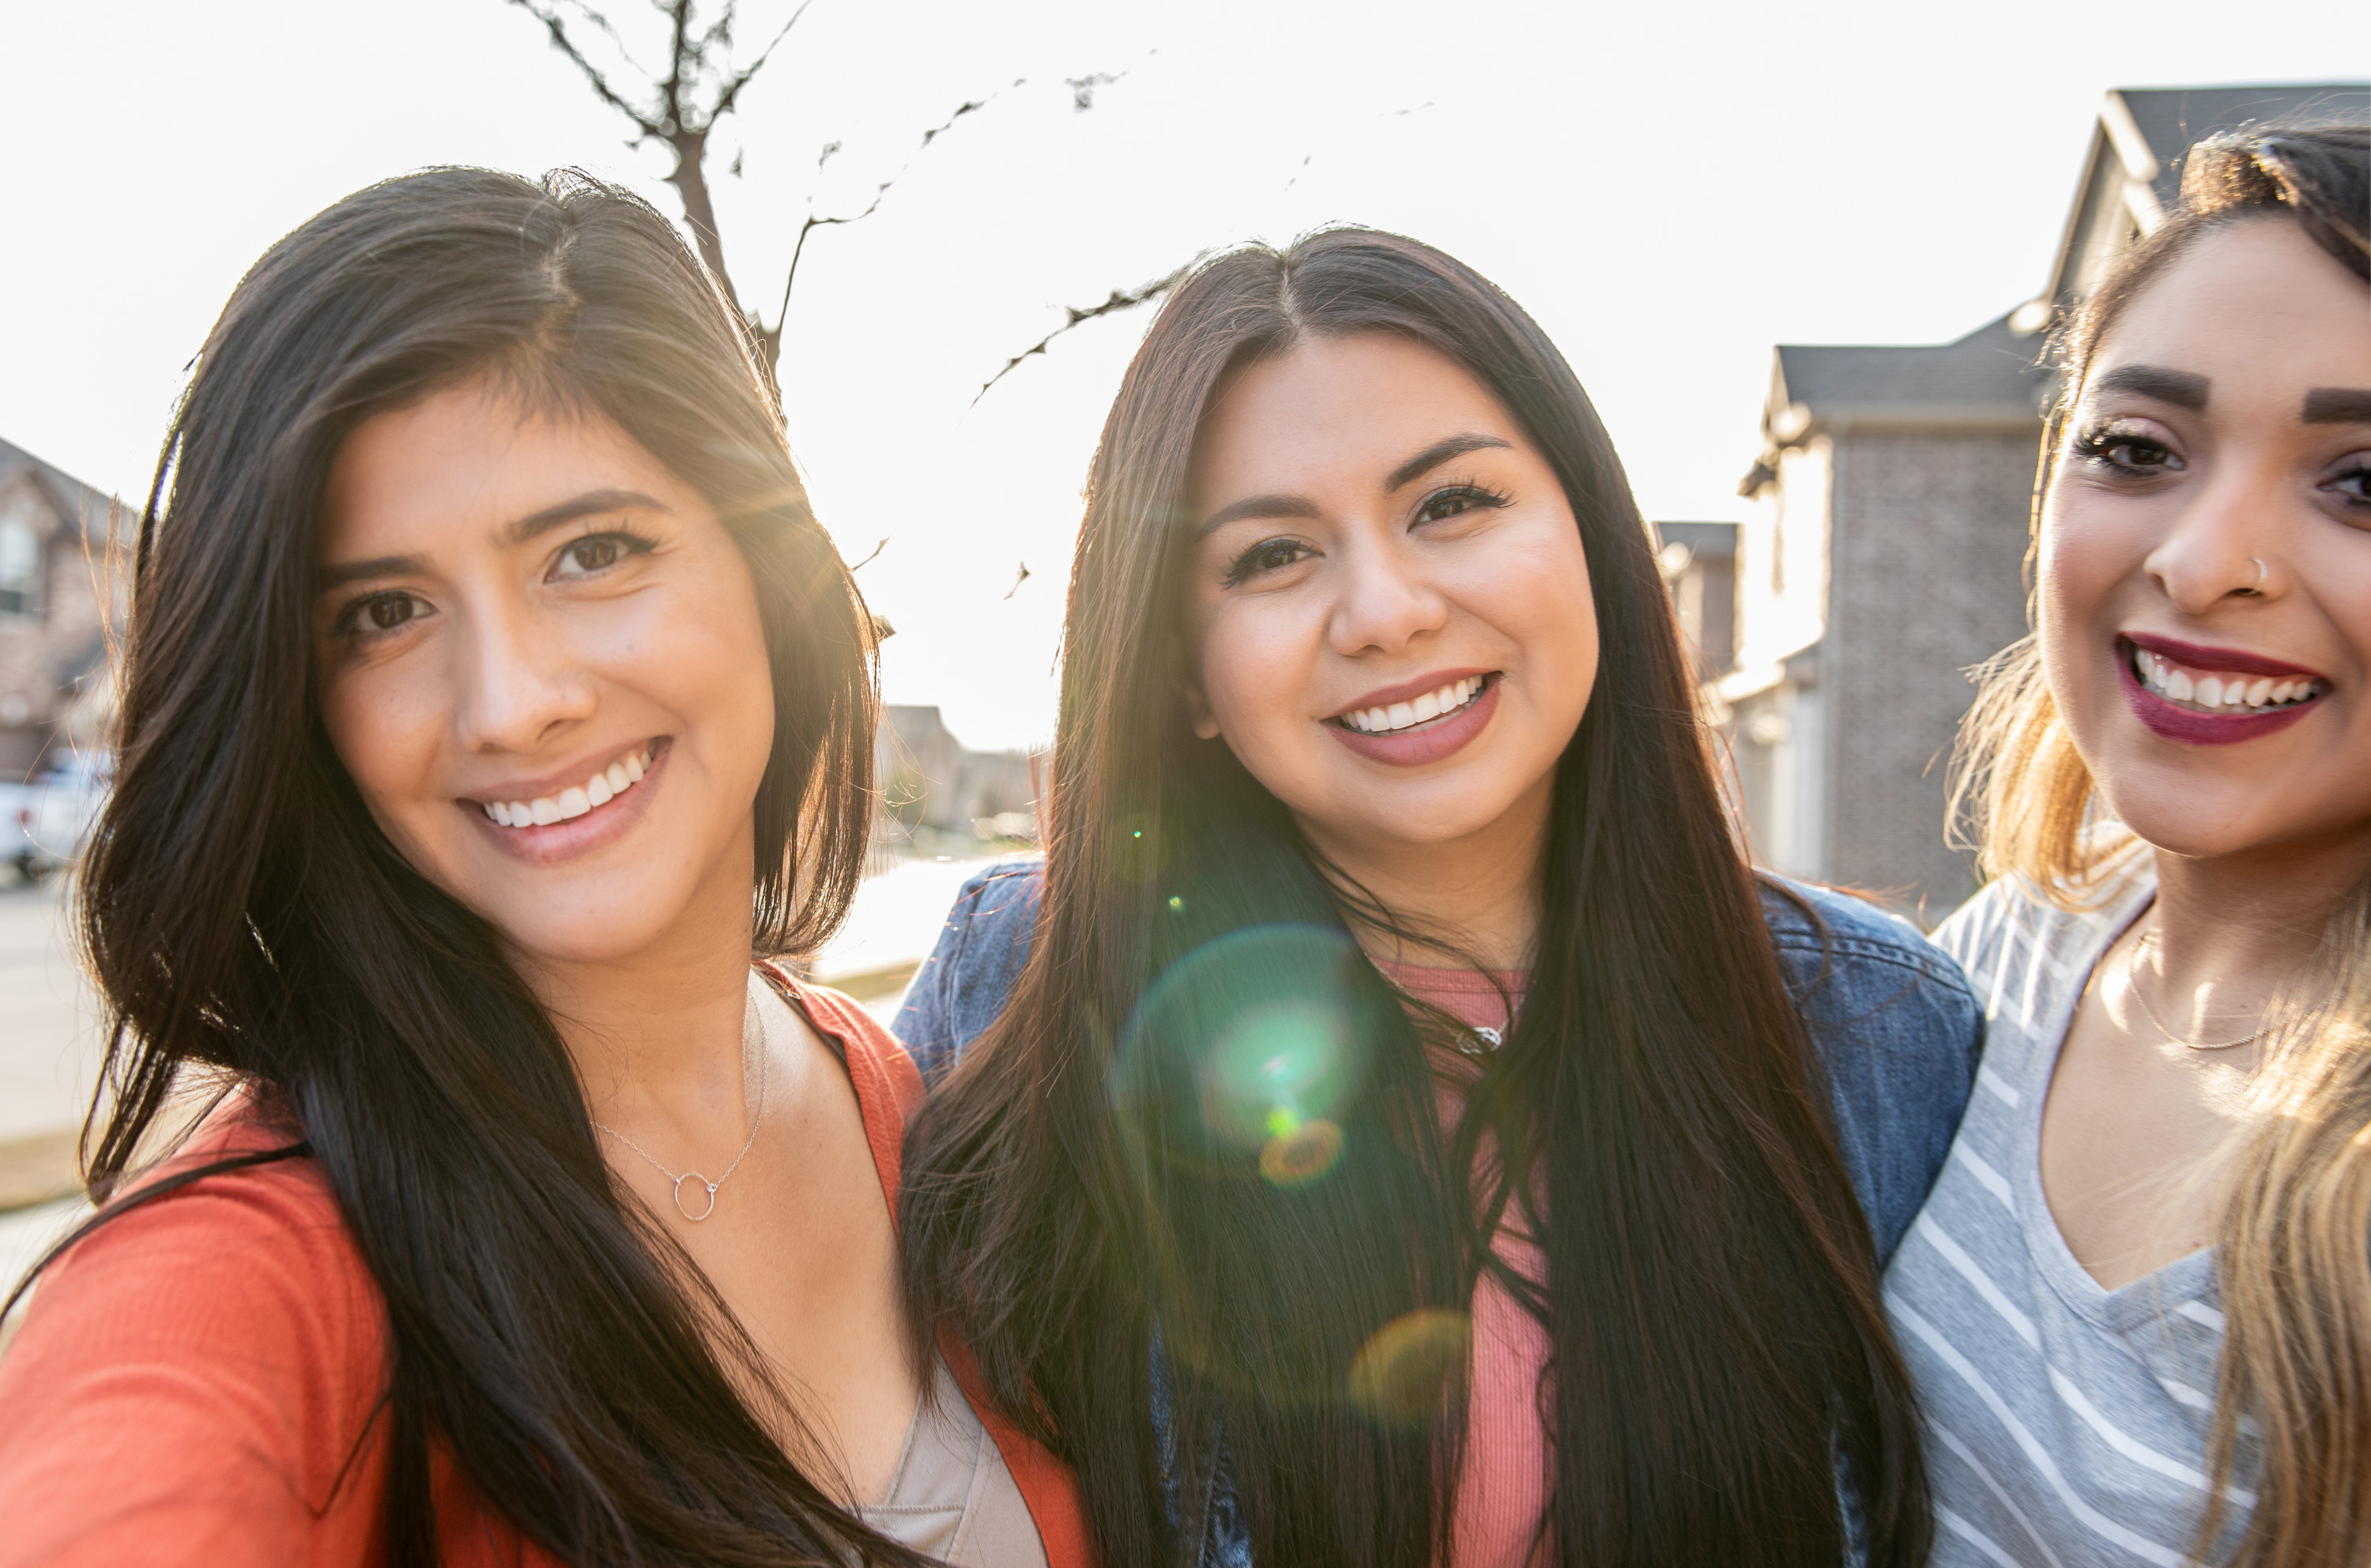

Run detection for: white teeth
[[485, 745, 652, 829], [2135, 648, 2321, 713], [1340, 677, 1487, 735]]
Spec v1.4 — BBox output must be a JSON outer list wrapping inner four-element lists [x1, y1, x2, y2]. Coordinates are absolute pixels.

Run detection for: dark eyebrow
[[319, 552, 429, 591], [1197, 493, 1322, 537], [2090, 364, 2210, 412], [2303, 387, 2371, 425], [1385, 433, 1513, 492], [318, 488, 669, 593], [498, 487, 669, 547]]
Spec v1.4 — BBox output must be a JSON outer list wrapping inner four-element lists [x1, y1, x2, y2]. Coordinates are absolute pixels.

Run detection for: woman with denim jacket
[[897, 230, 1982, 1568]]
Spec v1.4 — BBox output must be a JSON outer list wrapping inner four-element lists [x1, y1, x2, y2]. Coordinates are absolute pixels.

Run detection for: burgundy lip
[[2124, 632, 2324, 681], [1327, 676, 1500, 767], [462, 737, 665, 808], [1327, 667, 1498, 721], [466, 737, 670, 868], [2117, 650, 2318, 747]]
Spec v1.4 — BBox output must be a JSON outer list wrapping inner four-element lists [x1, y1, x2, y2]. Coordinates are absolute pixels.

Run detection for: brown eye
[[366, 594, 417, 631], [1412, 484, 1511, 526], [565, 537, 624, 573]]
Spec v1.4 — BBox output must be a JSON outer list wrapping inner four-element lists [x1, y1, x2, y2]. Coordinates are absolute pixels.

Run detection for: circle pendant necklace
[[593, 997, 768, 1222]]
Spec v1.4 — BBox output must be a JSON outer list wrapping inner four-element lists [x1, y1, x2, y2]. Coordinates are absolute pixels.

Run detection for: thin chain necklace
[[593, 1001, 767, 1222], [2123, 925, 2271, 1053]]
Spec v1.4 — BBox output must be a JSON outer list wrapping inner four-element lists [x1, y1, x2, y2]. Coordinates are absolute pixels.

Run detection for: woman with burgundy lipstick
[[895, 228, 1987, 1567], [0, 170, 1087, 1566], [1887, 122, 2371, 1567]]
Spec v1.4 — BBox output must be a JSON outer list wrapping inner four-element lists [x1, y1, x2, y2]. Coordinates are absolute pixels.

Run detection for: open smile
[[463, 738, 669, 865], [1326, 671, 1500, 767], [2119, 635, 2328, 745]]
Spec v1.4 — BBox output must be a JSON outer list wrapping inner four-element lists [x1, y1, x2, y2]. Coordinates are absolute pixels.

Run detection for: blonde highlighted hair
[[1953, 122, 2370, 1567]]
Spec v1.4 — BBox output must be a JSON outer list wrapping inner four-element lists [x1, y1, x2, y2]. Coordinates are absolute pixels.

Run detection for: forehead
[[2087, 218, 2371, 403], [1191, 333, 1519, 490], [321, 380, 670, 554]]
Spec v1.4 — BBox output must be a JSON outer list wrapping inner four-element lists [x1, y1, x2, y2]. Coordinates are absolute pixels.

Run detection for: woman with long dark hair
[[898, 229, 1984, 1566], [0, 168, 1087, 1566], [1898, 122, 2371, 1567]]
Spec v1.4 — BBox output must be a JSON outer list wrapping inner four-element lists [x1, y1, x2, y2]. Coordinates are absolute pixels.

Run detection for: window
[[0, 490, 44, 618]]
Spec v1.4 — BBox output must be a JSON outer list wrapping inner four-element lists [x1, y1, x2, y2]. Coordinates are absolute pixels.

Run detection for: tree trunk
[[665, 129, 738, 312]]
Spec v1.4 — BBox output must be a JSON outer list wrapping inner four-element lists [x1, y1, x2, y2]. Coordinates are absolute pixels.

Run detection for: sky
[[3, 0, 2363, 750]]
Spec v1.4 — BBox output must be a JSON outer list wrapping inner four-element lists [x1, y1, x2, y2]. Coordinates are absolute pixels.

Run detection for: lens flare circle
[[1348, 1307, 1472, 1427]]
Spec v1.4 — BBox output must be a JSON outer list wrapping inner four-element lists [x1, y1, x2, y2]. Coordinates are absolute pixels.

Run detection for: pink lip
[[2117, 648, 2319, 746], [2124, 632, 2324, 680], [1327, 676, 1500, 767], [1328, 667, 1498, 719], [466, 737, 669, 868]]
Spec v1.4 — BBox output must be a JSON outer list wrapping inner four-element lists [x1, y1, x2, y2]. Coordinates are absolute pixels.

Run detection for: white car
[[15, 756, 111, 881]]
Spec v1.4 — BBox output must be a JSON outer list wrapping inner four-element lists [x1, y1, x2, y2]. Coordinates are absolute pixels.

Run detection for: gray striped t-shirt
[[1886, 869, 2260, 1567]]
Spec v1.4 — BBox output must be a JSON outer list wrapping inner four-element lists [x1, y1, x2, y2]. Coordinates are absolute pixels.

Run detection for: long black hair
[[11, 168, 920, 1565], [901, 229, 1932, 1567]]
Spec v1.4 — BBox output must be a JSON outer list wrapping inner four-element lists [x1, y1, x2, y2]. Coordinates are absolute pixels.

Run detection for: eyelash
[[550, 526, 658, 579], [330, 528, 658, 642], [1412, 481, 1513, 525], [1219, 484, 1514, 586], [2071, 424, 2182, 477]]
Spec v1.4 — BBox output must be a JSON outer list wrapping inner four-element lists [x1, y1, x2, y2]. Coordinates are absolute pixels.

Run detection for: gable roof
[[0, 435, 126, 545], [1766, 311, 2050, 435], [2045, 81, 2369, 303]]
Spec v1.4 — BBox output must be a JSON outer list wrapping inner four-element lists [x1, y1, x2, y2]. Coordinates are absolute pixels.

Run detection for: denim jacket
[[896, 859, 1983, 1565]]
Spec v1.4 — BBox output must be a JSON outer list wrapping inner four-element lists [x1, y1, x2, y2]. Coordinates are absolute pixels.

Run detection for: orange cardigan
[[0, 974, 1091, 1568]]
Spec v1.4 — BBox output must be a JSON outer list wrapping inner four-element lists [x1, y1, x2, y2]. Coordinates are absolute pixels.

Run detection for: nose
[[1326, 530, 1449, 658], [450, 597, 596, 754], [2145, 459, 2284, 614]]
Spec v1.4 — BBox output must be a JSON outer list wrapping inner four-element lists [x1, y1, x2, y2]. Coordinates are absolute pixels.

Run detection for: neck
[[2144, 827, 2371, 1032], [512, 844, 763, 1132], [1298, 775, 1551, 971]]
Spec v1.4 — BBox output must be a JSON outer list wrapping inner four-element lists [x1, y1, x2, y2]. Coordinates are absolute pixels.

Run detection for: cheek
[[1194, 591, 1315, 743], [317, 657, 445, 838]]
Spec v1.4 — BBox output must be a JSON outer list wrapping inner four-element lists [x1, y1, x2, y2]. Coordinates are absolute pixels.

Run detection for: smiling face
[[1182, 331, 1597, 876], [315, 378, 776, 968], [2041, 217, 2371, 861]]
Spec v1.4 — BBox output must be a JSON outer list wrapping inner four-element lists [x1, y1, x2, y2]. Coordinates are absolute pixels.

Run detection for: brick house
[[1719, 81, 2368, 922], [0, 436, 123, 780]]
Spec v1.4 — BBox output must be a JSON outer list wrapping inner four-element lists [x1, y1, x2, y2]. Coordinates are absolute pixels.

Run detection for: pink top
[[1378, 960, 1548, 1568]]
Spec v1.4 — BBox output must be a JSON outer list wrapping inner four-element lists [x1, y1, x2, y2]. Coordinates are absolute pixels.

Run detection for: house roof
[[1768, 311, 2050, 429], [2046, 81, 2368, 303], [0, 435, 126, 545]]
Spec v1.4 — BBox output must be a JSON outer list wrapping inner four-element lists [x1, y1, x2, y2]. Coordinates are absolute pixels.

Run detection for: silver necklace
[[593, 1002, 768, 1221], [2123, 927, 2269, 1053]]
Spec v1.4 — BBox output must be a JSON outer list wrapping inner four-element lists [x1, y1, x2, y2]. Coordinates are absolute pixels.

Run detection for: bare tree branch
[[846, 536, 888, 571], [971, 267, 1187, 405], [712, 0, 812, 119], [1001, 562, 1031, 599], [767, 89, 1005, 358], [509, 0, 662, 135]]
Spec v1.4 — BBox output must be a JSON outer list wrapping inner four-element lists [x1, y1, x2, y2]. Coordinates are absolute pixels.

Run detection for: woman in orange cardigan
[[0, 168, 1087, 1568]]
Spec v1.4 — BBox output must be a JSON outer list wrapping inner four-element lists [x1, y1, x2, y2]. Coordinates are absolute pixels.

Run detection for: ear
[[1183, 680, 1221, 741]]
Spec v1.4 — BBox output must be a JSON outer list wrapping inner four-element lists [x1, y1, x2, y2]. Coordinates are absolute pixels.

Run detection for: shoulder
[[0, 1101, 393, 1556], [895, 857, 1046, 1084], [1755, 877, 1985, 1265]]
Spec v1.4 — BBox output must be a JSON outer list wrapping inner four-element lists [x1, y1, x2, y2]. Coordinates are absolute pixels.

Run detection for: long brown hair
[[9, 168, 920, 1565], [902, 228, 1930, 1567], [1951, 122, 2371, 1567]]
